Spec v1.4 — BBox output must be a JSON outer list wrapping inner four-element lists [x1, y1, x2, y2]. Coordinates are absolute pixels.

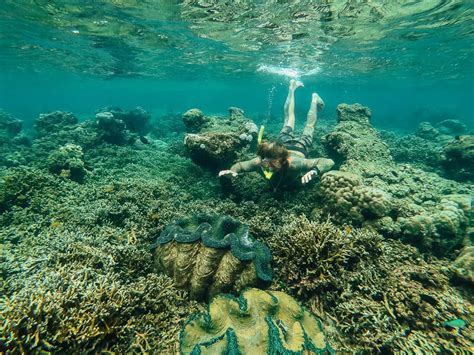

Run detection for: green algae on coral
[[151, 214, 272, 301], [180, 288, 333, 354]]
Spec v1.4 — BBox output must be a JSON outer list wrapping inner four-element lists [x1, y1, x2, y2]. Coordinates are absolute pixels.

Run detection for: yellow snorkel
[[263, 169, 274, 180], [257, 125, 274, 180]]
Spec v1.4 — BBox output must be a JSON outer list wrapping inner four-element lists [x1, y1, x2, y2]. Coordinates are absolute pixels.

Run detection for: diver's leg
[[283, 79, 303, 129], [301, 93, 320, 142]]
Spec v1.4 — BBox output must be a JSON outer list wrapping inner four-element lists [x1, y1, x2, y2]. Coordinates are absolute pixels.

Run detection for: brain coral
[[319, 170, 393, 225], [180, 288, 332, 354], [150, 214, 272, 301]]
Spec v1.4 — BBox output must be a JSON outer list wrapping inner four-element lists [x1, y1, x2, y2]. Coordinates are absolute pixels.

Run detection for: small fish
[[443, 318, 467, 330], [344, 226, 352, 235]]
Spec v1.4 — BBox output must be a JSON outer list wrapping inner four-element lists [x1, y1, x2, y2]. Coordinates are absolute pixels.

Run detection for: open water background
[[0, 1, 473, 132]]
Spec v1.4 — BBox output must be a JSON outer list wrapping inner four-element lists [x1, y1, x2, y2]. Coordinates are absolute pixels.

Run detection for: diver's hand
[[218, 170, 238, 178], [301, 170, 318, 184]]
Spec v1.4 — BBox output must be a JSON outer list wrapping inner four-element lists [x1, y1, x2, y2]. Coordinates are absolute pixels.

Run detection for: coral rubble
[[151, 214, 272, 301], [180, 288, 332, 354]]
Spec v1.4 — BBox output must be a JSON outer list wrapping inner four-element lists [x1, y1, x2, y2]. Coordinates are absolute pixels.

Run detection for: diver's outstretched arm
[[291, 157, 334, 184], [218, 158, 261, 177], [283, 79, 303, 129]]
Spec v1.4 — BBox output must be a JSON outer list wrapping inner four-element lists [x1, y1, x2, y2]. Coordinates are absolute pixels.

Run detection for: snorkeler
[[218, 79, 334, 190]]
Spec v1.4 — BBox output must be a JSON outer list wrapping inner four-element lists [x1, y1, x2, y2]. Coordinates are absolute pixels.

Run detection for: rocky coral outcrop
[[436, 119, 467, 136], [322, 103, 391, 166], [318, 103, 472, 257], [48, 143, 87, 182], [182, 108, 208, 132], [95, 107, 151, 145], [0, 110, 22, 139], [151, 214, 272, 301], [35, 111, 78, 137], [183, 107, 258, 169], [0, 110, 30, 167], [451, 245, 474, 285], [443, 135, 474, 182], [180, 288, 332, 354], [96, 111, 129, 145], [96, 106, 151, 135], [319, 170, 393, 224]]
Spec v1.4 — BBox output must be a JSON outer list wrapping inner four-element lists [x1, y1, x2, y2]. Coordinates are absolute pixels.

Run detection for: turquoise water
[[1, 1, 473, 353], [1, 1, 473, 130]]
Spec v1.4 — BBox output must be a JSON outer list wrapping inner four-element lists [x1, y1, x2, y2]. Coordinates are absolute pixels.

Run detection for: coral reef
[[0, 223, 199, 353], [0, 109, 22, 139], [151, 214, 272, 301], [383, 120, 469, 174], [0, 167, 60, 214], [322, 103, 391, 165], [34, 111, 78, 137], [268, 216, 473, 352], [451, 246, 474, 285], [32, 112, 99, 152], [1, 105, 472, 354], [96, 106, 151, 135], [443, 135, 474, 182], [180, 288, 332, 354], [318, 103, 472, 257], [382, 131, 444, 173], [47, 143, 87, 182], [182, 108, 209, 133], [183, 107, 258, 169]]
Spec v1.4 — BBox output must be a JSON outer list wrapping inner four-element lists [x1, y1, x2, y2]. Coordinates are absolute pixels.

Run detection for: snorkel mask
[[258, 125, 274, 180]]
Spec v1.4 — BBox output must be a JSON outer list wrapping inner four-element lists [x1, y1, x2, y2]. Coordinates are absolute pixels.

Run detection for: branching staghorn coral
[[1, 269, 196, 353], [268, 215, 382, 299], [268, 215, 473, 352], [0, 223, 200, 353]]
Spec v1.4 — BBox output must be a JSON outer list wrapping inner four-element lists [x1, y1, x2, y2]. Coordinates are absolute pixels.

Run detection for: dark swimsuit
[[278, 125, 313, 157]]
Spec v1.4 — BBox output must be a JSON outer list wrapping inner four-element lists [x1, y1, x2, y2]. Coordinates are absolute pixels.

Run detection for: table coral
[[151, 214, 272, 301], [179, 288, 333, 354]]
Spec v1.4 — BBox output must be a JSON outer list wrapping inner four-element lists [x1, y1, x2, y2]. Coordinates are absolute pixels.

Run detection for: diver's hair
[[257, 140, 289, 169]]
